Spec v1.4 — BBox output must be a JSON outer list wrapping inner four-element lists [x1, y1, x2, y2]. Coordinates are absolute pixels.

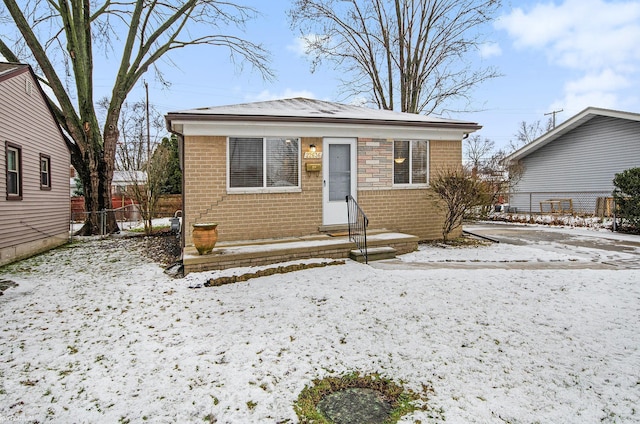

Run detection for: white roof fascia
[[172, 119, 471, 141], [504, 106, 640, 163]]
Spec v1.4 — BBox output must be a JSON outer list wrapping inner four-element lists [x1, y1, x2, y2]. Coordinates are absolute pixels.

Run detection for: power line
[[544, 109, 563, 128]]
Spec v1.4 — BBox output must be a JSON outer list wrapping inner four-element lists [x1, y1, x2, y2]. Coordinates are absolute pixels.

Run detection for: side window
[[393, 140, 429, 185], [40, 154, 51, 190], [6, 141, 22, 200]]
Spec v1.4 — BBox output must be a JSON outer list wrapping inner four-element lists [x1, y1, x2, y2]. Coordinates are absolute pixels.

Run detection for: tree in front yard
[[0, 0, 271, 235], [430, 167, 488, 241], [613, 167, 640, 232]]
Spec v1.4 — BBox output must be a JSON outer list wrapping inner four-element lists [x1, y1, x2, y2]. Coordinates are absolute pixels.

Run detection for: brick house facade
[[166, 98, 480, 249]]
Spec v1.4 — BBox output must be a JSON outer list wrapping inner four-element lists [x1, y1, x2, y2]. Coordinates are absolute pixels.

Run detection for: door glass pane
[[329, 144, 350, 201]]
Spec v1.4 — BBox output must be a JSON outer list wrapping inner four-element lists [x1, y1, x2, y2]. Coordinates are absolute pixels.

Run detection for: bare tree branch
[[1, 0, 272, 235], [289, 0, 501, 114]]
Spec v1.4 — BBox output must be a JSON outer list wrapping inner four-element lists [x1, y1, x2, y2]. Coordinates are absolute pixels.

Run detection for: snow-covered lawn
[[0, 228, 639, 423]]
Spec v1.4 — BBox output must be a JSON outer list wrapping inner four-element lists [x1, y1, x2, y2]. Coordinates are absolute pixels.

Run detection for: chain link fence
[[495, 191, 615, 217], [474, 190, 634, 232], [70, 204, 143, 239]]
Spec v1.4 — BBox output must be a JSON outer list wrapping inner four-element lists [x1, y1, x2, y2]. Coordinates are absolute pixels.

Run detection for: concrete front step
[[350, 246, 397, 263], [182, 231, 418, 274]]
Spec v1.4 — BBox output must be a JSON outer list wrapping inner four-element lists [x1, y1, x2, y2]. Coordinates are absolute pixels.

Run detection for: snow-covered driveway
[[0, 227, 639, 423]]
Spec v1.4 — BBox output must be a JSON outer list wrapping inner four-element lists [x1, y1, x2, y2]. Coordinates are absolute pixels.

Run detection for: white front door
[[323, 138, 357, 225]]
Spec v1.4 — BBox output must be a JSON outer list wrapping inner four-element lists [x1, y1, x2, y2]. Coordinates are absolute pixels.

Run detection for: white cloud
[[564, 69, 631, 94], [479, 42, 502, 59], [286, 34, 329, 57], [286, 37, 308, 56], [497, 0, 640, 113]]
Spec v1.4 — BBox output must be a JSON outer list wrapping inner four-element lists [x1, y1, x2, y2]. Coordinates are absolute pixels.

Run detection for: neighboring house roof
[[0, 62, 68, 145], [113, 170, 147, 185], [0, 62, 29, 81], [166, 97, 481, 139], [504, 107, 640, 163]]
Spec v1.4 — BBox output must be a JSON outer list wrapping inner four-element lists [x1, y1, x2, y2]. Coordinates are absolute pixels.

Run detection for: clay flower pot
[[192, 223, 219, 255]]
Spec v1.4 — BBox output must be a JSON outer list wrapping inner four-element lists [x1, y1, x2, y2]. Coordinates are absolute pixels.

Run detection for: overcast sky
[[5, 0, 640, 151]]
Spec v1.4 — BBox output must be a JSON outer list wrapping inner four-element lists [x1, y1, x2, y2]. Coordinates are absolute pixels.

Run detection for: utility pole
[[545, 109, 563, 128], [145, 80, 152, 233], [145, 81, 150, 165]]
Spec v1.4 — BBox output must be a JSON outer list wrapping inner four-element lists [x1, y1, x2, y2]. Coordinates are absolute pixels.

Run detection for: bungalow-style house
[[503, 107, 640, 215], [166, 98, 480, 271], [0, 63, 70, 266]]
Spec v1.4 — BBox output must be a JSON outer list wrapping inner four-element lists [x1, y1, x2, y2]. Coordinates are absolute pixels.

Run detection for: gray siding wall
[[511, 116, 640, 212], [0, 68, 70, 263]]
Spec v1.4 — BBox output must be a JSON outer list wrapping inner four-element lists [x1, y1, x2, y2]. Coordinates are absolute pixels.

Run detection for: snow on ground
[[1, 227, 639, 423]]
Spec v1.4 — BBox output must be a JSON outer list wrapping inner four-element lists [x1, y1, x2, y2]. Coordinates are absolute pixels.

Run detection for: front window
[[6, 142, 22, 199], [228, 137, 300, 190], [40, 154, 51, 189], [394, 140, 428, 185]]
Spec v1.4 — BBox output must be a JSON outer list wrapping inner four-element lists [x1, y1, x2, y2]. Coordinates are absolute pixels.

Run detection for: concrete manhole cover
[[317, 387, 392, 424]]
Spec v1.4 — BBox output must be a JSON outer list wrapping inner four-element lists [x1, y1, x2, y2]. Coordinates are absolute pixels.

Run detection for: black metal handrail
[[346, 195, 369, 263]]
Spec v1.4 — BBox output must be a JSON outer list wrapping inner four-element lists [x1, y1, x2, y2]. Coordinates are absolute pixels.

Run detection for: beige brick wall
[[183, 136, 463, 245], [357, 139, 463, 240], [184, 136, 323, 245], [429, 139, 463, 179]]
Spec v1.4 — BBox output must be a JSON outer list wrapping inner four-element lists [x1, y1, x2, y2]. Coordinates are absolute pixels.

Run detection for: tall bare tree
[[464, 134, 495, 174], [289, 0, 501, 114], [0, 0, 271, 235], [509, 118, 553, 151]]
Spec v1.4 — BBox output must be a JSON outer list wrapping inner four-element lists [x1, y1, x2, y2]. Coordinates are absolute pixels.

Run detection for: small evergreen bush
[[613, 167, 640, 232]]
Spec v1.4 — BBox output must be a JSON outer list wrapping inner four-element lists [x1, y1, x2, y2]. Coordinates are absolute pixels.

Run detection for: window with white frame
[[393, 140, 428, 185], [6, 142, 22, 199], [40, 154, 51, 189], [228, 137, 300, 190]]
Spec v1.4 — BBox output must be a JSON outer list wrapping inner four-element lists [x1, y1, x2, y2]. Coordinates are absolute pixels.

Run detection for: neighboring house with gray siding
[[1, 63, 70, 266], [503, 107, 640, 215]]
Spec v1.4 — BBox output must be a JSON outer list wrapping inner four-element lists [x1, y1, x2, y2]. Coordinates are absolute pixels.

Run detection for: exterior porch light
[[309, 144, 317, 152], [394, 157, 406, 164]]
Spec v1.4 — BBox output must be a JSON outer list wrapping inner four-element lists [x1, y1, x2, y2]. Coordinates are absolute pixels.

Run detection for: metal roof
[[166, 97, 481, 131]]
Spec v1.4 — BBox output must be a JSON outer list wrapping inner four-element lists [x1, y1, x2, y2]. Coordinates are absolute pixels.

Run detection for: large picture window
[[228, 137, 300, 190], [393, 140, 428, 185], [6, 142, 22, 199]]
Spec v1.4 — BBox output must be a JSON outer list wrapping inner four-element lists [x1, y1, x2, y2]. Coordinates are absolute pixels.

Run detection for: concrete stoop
[[350, 246, 397, 263], [182, 231, 418, 274]]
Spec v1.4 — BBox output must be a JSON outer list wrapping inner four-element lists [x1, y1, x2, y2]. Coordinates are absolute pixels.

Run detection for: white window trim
[[226, 136, 302, 194], [392, 139, 430, 188]]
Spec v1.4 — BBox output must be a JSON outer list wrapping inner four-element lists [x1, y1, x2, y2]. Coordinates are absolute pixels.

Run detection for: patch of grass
[[128, 225, 171, 234], [294, 372, 434, 423], [423, 235, 491, 248]]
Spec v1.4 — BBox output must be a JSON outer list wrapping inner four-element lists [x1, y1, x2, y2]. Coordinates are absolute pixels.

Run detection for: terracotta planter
[[192, 223, 219, 255]]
